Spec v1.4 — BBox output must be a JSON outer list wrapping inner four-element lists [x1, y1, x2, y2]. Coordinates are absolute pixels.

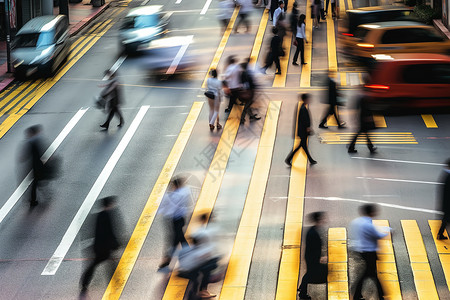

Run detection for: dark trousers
[[227, 88, 241, 111], [348, 130, 374, 150], [81, 251, 110, 290], [103, 107, 124, 128], [353, 251, 384, 300], [438, 215, 449, 236], [264, 53, 281, 73], [285, 137, 314, 163], [240, 96, 255, 122], [293, 38, 305, 64], [187, 258, 219, 300], [235, 13, 250, 32], [167, 216, 188, 258], [319, 104, 341, 126], [298, 263, 327, 297], [31, 179, 38, 203]]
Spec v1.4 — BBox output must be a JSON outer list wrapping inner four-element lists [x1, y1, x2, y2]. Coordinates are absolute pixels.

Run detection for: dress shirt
[[350, 216, 388, 252], [296, 23, 306, 39], [273, 7, 283, 26], [224, 63, 242, 89], [159, 186, 191, 219]]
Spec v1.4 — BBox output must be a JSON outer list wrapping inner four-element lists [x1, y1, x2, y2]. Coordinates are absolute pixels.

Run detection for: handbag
[[204, 90, 215, 99]]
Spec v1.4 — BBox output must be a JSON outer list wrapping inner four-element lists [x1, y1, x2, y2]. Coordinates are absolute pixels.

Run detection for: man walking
[[437, 159, 450, 240], [100, 70, 124, 130], [224, 56, 243, 113], [318, 71, 345, 129], [262, 27, 283, 75], [348, 96, 377, 154], [80, 196, 120, 298], [298, 212, 328, 300], [350, 204, 389, 300], [285, 93, 317, 166], [23, 125, 45, 207]]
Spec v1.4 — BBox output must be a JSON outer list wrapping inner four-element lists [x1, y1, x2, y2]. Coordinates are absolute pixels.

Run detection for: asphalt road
[[0, 0, 449, 299]]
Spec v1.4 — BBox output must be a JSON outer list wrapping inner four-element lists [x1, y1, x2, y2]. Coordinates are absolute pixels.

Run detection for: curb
[[0, 3, 111, 94]]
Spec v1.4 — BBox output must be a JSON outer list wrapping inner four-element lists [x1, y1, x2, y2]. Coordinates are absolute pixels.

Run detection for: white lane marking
[[0, 108, 88, 225], [200, 0, 213, 14], [176, 0, 182, 4], [357, 176, 442, 185], [352, 156, 446, 166], [41, 106, 149, 275], [166, 35, 193, 75], [141, 0, 151, 5], [307, 196, 442, 215], [103, 55, 127, 80]]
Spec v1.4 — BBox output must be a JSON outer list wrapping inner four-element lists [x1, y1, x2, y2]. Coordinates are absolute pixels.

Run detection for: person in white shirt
[[217, 0, 235, 34], [235, 0, 253, 33], [273, 0, 285, 27], [350, 204, 389, 300], [158, 176, 191, 269], [223, 55, 243, 113], [206, 69, 223, 131], [292, 14, 307, 66]]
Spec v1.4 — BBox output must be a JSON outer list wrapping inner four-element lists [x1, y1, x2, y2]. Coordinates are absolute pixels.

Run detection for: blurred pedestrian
[[239, 61, 261, 124], [218, 0, 235, 34], [234, 0, 253, 33], [262, 27, 283, 75], [289, 2, 299, 34], [270, 0, 278, 20], [292, 14, 307, 66], [273, 1, 287, 38], [348, 95, 377, 154], [23, 125, 45, 207], [255, 0, 267, 7], [223, 55, 243, 113], [158, 176, 191, 269], [437, 159, 450, 240], [318, 71, 345, 129], [350, 204, 389, 300], [206, 69, 223, 131], [80, 196, 120, 298], [298, 212, 328, 300], [285, 93, 317, 166], [100, 70, 124, 130], [313, 0, 321, 28]]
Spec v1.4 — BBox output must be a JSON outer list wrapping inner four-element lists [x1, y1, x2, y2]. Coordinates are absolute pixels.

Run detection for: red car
[[364, 53, 450, 114]]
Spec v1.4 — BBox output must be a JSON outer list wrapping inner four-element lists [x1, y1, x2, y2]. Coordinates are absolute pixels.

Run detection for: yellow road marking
[[346, 0, 353, 10], [401, 220, 439, 300], [300, 0, 313, 87], [249, 9, 269, 65], [0, 24, 113, 139], [3, 80, 46, 116], [202, 7, 239, 88], [340, 0, 346, 13], [428, 220, 450, 289], [328, 228, 349, 300], [161, 104, 243, 300], [102, 102, 203, 300], [0, 81, 34, 115], [320, 132, 417, 144], [274, 101, 307, 300], [326, 10, 337, 72], [374, 115, 387, 128], [373, 220, 402, 300], [340, 72, 347, 86], [219, 101, 281, 300], [421, 115, 437, 128]]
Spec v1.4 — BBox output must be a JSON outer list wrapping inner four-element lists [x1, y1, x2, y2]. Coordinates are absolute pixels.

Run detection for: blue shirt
[[350, 216, 389, 252]]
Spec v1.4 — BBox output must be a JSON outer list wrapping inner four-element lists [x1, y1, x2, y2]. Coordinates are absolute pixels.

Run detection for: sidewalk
[[0, 0, 111, 93]]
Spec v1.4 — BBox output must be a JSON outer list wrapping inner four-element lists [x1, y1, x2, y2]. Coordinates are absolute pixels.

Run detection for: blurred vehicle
[[364, 53, 450, 114], [12, 15, 70, 79], [345, 21, 450, 64], [119, 5, 170, 55]]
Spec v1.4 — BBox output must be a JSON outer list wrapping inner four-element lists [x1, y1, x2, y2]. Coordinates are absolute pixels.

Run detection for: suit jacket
[[28, 136, 45, 179], [297, 103, 311, 138], [270, 35, 283, 57], [94, 209, 119, 255], [305, 226, 322, 266], [327, 76, 338, 106]]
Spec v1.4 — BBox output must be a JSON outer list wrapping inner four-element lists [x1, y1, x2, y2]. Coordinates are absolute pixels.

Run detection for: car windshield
[[348, 10, 415, 33], [403, 64, 450, 84], [381, 28, 444, 44], [121, 14, 160, 29], [14, 31, 54, 48]]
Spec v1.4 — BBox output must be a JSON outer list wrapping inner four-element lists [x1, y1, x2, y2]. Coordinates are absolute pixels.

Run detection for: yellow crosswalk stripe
[[346, 0, 353, 10], [0, 81, 35, 116], [300, 0, 313, 87], [421, 115, 438, 128], [202, 7, 239, 88], [340, 72, 347, 86], [161, 104, 244, 300], [326, 11, 337, 72], [428, 220, 450, 289], [373, 115, 387, 128], [275, 102, 308, 300], [319, 132, 417, 144], [328, 228, 349, 300], [373, 220, 402, 300], [401, 220, 439, 300], [219, 101, 281, 300], [102, 102, 203, 299], [249, 9, 269, 65]]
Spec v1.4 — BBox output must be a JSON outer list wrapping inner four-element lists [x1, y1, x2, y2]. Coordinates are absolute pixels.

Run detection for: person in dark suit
[[100, 70, 124, 130], [298, 212, 328, 300], [285, 93, 317, 166], [80, 196, 120, 297], [24, 125, 45, 207], [348, 96, 377, 154], [262, 27, 283, 75], [318, 72, 345, 129], [437, 159, 450, 240]]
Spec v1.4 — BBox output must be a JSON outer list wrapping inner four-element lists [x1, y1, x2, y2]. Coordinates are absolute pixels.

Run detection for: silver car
[[12, 15, 70, 79], [119, 5, 170, 54]]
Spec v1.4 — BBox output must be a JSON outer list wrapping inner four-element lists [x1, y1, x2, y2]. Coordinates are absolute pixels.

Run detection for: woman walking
[[292, 14, 307, 66], [206, 69, 223, 131]]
